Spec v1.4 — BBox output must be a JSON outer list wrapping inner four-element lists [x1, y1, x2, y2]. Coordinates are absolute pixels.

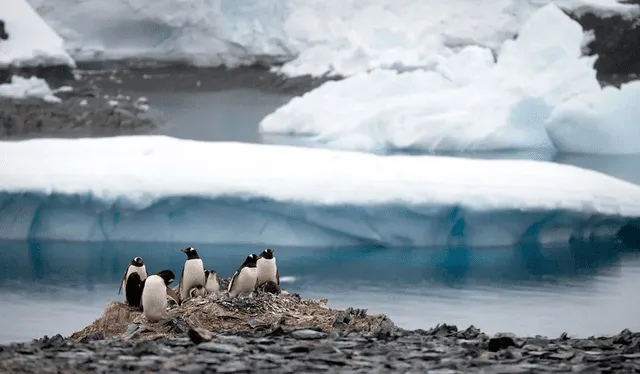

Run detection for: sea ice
[[0, 76, 61, 102], [1, 0, 75, 68], [0, 136, 638, 247], [259, 4, 640, 154], [26, 0, 638, 77]]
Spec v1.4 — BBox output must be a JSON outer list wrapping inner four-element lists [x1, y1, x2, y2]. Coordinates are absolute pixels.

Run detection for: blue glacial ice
[[0, 136, 639, 248]]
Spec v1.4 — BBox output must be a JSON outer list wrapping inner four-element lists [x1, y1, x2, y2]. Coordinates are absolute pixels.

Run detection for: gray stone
[[217, 360, 250, 373], [198, 342, 242, 354], [291, 329, 327, 340]]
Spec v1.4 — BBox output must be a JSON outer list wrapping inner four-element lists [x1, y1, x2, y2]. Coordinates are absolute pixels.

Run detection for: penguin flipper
[[166, 287, 181, 306], [118, 265, 129, 295], [139, 278, 146, 312], [178, 263, 185, 296], [276, 269, 280, 285], [228, 270, 239, 293]]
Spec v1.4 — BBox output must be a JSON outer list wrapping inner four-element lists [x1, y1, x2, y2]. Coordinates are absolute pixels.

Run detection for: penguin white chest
[[123, 265, 147, 300], [180, 259, 205, 299], [205, 274, 220, 294], [228, 267, 257, 297], [141, 276, 167, 322], [256, 258, 277, 285]]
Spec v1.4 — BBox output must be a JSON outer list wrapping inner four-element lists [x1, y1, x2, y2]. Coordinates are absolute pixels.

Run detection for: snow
[[259, 4, 640, 154], [1, 0, 75, 68], [0, 135, 639, 247], [26, 0, 639, 77], [0, 76, 61, 102]]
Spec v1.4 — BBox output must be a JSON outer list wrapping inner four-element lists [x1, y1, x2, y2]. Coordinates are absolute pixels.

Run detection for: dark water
[[1, 239, 640, 344], [2, 88, 640, 344]]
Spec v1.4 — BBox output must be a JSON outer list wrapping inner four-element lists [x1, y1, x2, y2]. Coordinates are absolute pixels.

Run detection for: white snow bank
[[26, 0, 639, 77], [1, 0, 75, 68], [0, 135, 639, 247], [0, 76, 61, 102], [259, 4, 640, 154]]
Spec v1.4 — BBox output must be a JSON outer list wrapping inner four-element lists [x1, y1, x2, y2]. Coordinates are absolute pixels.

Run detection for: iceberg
[[259, 4, 640, 154], [26, 0, 638, 77], [0, 135, 639, 247], [1, 0, 75, 68], [0, 76, 61, 102]]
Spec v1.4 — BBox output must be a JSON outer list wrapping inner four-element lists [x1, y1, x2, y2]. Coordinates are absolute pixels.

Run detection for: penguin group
[[118, 247, 279, 322]]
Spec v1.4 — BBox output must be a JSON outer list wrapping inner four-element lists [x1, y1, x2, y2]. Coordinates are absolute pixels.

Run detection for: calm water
[[1, 240, 640, 344], [1, 88, 640, 344]]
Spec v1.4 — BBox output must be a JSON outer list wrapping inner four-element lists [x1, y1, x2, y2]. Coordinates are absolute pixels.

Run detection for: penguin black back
[[259, 248, 274, 260], [125, 272, 144, 309], [180, 247, 200, 260], [156, 270, 176, 286], [241, 254, 258, 269]]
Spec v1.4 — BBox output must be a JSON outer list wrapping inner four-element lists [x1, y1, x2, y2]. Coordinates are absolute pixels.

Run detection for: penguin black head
[[155, 270, 176, 286], [243, 254, 259, 268], [260, 248, 274, 259], [180, 247, 200, 260], [131, 257, 144, 267]]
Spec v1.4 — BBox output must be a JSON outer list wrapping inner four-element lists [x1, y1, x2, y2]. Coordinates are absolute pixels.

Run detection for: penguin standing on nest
[[141, 270, 181, 322], [118, 257, 147, 308], [227, 254, 259, 298], [178, 247, 206, 301]]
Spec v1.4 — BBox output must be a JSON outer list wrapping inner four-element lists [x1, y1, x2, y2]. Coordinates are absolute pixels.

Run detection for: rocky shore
[[2, 323, 640, 373], [1, 289, 640, 373]]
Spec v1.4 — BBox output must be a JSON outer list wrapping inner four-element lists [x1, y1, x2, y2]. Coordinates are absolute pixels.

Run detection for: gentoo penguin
[[204, 269, 220, 294], [178, 247, 206, 300], [118, 257, 147, 306], [256, 248, 279, 286], [140, 270, 181, 322], [227, 254, 259, 298]]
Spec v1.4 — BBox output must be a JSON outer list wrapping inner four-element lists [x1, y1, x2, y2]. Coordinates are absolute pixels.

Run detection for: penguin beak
[[180, 248, 188, 253]]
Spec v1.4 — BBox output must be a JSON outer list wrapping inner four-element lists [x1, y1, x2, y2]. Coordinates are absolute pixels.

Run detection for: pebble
[[3, 326, 640, 373]]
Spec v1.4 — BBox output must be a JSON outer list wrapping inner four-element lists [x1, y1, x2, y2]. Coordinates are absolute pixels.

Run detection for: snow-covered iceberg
[[1, 0, 75, 68], [26, 0, 638, 77], [0, 76, 61, 102], [0, 135, 639, 247], [259, 4, 640, 155]]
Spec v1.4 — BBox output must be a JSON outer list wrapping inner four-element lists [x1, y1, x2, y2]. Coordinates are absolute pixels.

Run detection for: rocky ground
[[2, 323, 640, 373], [1, 288, 640, 373]]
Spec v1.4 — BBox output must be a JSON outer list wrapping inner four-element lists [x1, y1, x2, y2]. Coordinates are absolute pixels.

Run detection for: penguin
[[189, 285, 206, 298], [118, 256, 147, 306], [256, 248, 279, 286], [227, 254, 259, 298], [178, 247, 206, 300], [204, 269, 220, 294], [140, 270, 180, 322], [124, 272, 144, 308]]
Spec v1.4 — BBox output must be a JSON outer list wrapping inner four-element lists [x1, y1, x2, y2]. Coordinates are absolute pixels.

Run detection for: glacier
[[0, 135, 639, 247], [1, 0, 75, 68], [25, 0, 639, 77], [259, 4, 640, 155]]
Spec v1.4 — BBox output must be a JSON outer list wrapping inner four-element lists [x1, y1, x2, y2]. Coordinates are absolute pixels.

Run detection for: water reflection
[[1, 239, 640, 343]]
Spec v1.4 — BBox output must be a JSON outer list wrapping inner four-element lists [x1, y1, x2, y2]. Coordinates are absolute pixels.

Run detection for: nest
[[69, 290, 395, 341]]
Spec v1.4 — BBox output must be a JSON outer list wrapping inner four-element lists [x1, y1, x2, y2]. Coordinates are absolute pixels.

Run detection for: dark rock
[[565, 6, 640, 86], [488, 336, 517, 352], [79, 332, 105, 343], [0, 20, 8, 40], [187, 327, 213, 345], [132, 340, 162, 356], [163, 317, 191, 335]]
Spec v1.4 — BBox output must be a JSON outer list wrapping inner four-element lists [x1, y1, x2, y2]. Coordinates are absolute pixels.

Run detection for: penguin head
[[180, 247, 200, 260], [131, 257, 144, 266], [156, 270, 176, 286], [260, 248, 274, 259], [243, 254, 259, 268]]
